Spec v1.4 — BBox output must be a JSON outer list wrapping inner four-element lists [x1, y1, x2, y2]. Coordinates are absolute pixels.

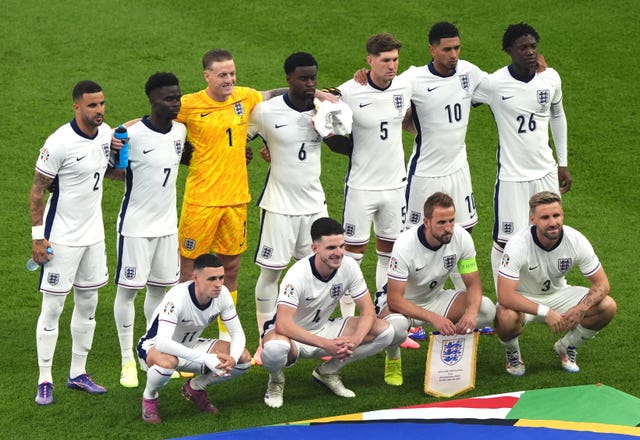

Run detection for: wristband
[[537, 304, 550, 318], [32, 225, 45, 240]]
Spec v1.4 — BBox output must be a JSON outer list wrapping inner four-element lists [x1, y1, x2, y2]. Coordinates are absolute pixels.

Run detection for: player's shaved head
[[502, 22, 540, 51]]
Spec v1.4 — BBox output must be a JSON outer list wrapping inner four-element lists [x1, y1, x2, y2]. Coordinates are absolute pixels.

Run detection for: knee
[[261, 339, 290, 370], [384, 313, 410, 346], [495, 305, 522, 333], [478, 296, 496, 327]]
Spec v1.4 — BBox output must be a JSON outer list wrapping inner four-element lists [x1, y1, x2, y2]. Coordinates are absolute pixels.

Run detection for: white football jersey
[[139, 281, 244, 360], [276, 255, 368, 332], [117, 117, 186, 237], [498, 225, 601, 295], [404, 60, 486, 177], [35, 119, 111, 246], [388, 223, 476, 307], [473, 66, 563, 181], [248, 95, 326, 215], [338, 74, 411, 190]]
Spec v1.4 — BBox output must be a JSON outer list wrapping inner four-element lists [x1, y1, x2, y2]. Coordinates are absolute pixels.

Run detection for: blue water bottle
[[114, 125, 129, 169], [26, 247, 53, 271]]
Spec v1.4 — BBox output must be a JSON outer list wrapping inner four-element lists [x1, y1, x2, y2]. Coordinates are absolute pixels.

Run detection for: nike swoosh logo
[[123, 323, 133, 328], [427, 87, 439, 92], [528, 265, 539, 270], [359, 102, 372, 108], [469, 213, 477, 219], [89, 316, 95, 320], [501, 96, 514, 100], [76, 156, 87, 161], [305, 297, 314, 301], [275, 124, 287, 128], [181, 319, 192, 323], [44, 327, 56, 332], [200, 112, 212, 117], [143, 149, 155, 154], [416, 266, 424, 271]]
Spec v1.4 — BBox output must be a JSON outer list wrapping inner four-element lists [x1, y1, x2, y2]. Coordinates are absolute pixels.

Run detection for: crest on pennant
[[459, 74, 470, 91], [537, 89, 550, 105], [330, 283, 343, 299], [124, 266, 136, 280], [174, 140, 183, 155], [393, 94, 404, 112], [443, 254, 456, 270], [233, 101, 244, 117], [557, 257, 573, 272], [441, 338, 465, 366]]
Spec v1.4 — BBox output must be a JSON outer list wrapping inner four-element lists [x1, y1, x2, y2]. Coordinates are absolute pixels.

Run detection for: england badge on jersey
[[330, 283, 344, 299], [502, 221, 514, 234], [102, 143, 110, 160], [557, 257, 573, 272], [459, 74, 470, 92], [393, 95, 404, 113], [344, 223, 356, 237], [234, 101, 244, 117], [443, 254, 456, 270], [184, 238, 196, 251], [537, 89, 550, 105], [261, 246, 273, 259]]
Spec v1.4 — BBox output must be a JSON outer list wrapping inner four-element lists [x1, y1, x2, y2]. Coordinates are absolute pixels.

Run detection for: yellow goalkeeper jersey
[[177, 87, 262, 207]]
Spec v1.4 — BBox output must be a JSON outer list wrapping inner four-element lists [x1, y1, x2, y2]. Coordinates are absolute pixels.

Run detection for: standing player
[[496, 192, 615, 376], [403, 22, 484, 234], [177, 49, 334, 340], [113, 72, 187, 388], [248, 52, 328, 358], [260, 217, 393, 408], [472, 23, 572, 285], [402, 22, 487, 292], [138, 254, 252, 423], [30, 80, 113, 405], [376, 192, 495, 386], [325, 33, 411, 315]]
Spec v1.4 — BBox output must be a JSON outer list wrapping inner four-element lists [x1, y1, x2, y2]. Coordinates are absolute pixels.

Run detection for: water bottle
[[114, 125, 129, 169], [26, 247, 53, 271]]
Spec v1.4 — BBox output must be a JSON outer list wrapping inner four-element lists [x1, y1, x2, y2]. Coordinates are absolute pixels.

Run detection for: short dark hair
[[145, 72, 179, 97], [502, 22, 540, 51], [366, 33, 402, 55], [529, 191, 562, 214], [424, 192, 455, 218], [283, 52, 317, 74], [428, 22, 460, 45], [193, 253, 223, 270], [202, 48, 233, 69], [72, 80, 102, 101], [310, 217, 344, 242]]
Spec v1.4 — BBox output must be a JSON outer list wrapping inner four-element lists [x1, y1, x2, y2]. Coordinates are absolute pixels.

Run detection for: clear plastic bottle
[[26, 247, 53, 271]]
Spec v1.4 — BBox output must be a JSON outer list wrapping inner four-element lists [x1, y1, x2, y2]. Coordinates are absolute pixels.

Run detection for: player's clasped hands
[[325, 337, 356, 361], [544, 309, 567, 334], [204, 353, 234, 377]]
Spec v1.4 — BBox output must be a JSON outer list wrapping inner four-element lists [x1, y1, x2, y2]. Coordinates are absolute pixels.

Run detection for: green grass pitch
[[1, 1, 638, 438]]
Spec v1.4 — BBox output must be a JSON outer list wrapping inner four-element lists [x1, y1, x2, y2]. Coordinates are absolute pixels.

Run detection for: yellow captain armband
[[457, 257, 478, 275]]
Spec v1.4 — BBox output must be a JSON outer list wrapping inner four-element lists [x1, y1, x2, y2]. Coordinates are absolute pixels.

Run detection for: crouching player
[[137, 253, 252, 423]]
